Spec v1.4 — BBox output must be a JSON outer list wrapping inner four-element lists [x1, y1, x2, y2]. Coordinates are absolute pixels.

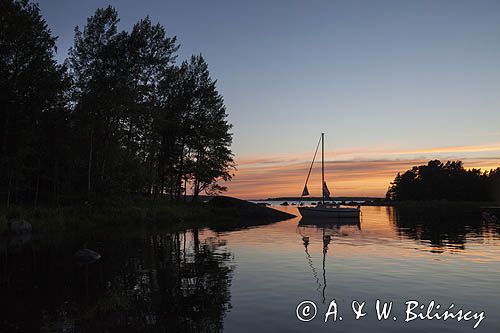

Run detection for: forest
[[386, 160, 500, 202], [0, 0, 235, 206]]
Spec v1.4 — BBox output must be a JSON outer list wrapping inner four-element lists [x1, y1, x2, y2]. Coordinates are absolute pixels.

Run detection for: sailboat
[[297, 133, 361, 219]]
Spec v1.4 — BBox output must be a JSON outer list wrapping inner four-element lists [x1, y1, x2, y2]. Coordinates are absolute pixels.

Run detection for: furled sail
[[322, 181, 330, 200], [302, 185, 310, 196]]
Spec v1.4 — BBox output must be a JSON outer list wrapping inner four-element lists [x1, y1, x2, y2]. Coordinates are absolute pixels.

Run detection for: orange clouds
[[225, 143, 500, 199]]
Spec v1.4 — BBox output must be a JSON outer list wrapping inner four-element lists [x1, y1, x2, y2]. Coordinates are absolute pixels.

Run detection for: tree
[[127, 16, 179, 196], [0, 0, 68, 205], [157, 55, 235, 200], [184, 55, 235, 199], [157, 63, 193, 199], [67, 6, 127, 200], [2, 3, 234, 205]]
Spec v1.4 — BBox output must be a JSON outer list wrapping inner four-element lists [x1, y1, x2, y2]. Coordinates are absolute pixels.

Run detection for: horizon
[[3, 2, 500, 331], [227, 146, 500, 199], [39, 0, 500, 199]]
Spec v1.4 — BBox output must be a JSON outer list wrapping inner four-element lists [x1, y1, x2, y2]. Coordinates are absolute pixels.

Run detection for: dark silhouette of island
[[386, 160, 500, 202]]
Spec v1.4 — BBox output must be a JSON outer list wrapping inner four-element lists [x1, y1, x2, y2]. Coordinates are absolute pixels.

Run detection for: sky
[[39, 0, 500, 199]]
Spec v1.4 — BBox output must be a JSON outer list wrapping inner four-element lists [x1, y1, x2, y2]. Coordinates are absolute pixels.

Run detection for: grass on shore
[[0, 198, 214, 235]]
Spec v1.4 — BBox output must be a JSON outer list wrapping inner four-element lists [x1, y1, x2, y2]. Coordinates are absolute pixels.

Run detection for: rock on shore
[[209, 196, 296, 227]]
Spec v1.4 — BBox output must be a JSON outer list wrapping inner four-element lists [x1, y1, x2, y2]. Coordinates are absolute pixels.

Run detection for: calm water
[[1, 206, 500, 332]]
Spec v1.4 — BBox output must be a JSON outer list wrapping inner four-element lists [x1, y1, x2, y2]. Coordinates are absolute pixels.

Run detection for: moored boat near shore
[[298, 205, 360, 219], [298, 133, 360, 220]]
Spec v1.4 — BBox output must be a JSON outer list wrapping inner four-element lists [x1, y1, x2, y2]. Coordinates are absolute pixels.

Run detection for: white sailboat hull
[[298, 206, 360, 219]]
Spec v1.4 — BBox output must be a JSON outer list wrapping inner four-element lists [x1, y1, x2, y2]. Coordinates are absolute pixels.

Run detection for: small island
[[386, 160, 500, 203]]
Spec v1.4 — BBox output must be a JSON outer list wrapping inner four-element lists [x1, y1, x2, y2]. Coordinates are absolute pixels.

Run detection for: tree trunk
[[169, 175, 174, 200], [53, 158, 59, 206], [2, 110, 8, 156], [177, 142, 185, 200], [87, 128, 93, 200], [34, 158, 40, 207], [6, 170, 12, 207], [192, 150, 202, 200], [183, 178, 187, 201], [193, 179, 199, 201]]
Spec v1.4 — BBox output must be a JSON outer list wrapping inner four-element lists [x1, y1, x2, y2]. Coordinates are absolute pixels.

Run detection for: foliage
[[386, 160, 500, 202], [0, 1, 234, 206], [0, 0, 70, 205], [159, 55, 235, 200]]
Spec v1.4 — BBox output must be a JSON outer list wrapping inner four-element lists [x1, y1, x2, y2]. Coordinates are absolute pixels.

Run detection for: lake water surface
[[1, 206, 499, 332]]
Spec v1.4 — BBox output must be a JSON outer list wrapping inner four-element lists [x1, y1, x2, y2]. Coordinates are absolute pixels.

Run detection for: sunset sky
[[41, 0, 500, 199]]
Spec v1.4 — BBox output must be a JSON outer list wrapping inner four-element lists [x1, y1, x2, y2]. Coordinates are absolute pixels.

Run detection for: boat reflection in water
[[298, 216, 361, 229], [297, 216, 361, 303]]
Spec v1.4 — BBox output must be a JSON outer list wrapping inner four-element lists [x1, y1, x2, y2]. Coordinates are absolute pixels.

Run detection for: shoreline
[[0, 196, 296, 235], [253, 198, 499, 208], [2, 197, 498, 235]]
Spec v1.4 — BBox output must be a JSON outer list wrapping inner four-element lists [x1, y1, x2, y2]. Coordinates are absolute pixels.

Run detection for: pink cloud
[[226, 145, 500, 199]]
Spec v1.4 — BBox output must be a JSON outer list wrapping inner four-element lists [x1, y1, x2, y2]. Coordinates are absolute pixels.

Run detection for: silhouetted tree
[[126, 16, 179, 196], [0, 0, 69, 205], [1, 2, 234, 205], [67, 6, 132, 200], [157, 56, 234, 200], [158, 63, 194, 199], [183, 55, 235, 200]]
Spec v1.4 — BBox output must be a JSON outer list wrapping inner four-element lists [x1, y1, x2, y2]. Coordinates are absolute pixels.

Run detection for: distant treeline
[[386, 160, 500, 202], [1, 1, 234, 206], [263, 196, 381, 202]]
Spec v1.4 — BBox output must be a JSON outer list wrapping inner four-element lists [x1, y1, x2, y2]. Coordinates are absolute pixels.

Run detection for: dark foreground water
[[1, 206, 500, 332]]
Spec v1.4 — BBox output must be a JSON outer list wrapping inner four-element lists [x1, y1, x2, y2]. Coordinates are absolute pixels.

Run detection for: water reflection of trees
[[390, 207, 498, 253], [0, 229, 234, 332], [80, 229, 233, 332]]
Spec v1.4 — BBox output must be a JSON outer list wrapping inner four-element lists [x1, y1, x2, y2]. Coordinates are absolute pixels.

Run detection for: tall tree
[[157, 63, 193, 199], [185, 55, 235, 199], [0, 0, 68, 205], [67, 6, 131, 200], [127, 17, 178, 195], [157, 55, 235, 200]]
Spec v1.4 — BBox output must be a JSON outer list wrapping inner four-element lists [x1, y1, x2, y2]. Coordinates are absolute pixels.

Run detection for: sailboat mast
[[321, 133, 325, 204]]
